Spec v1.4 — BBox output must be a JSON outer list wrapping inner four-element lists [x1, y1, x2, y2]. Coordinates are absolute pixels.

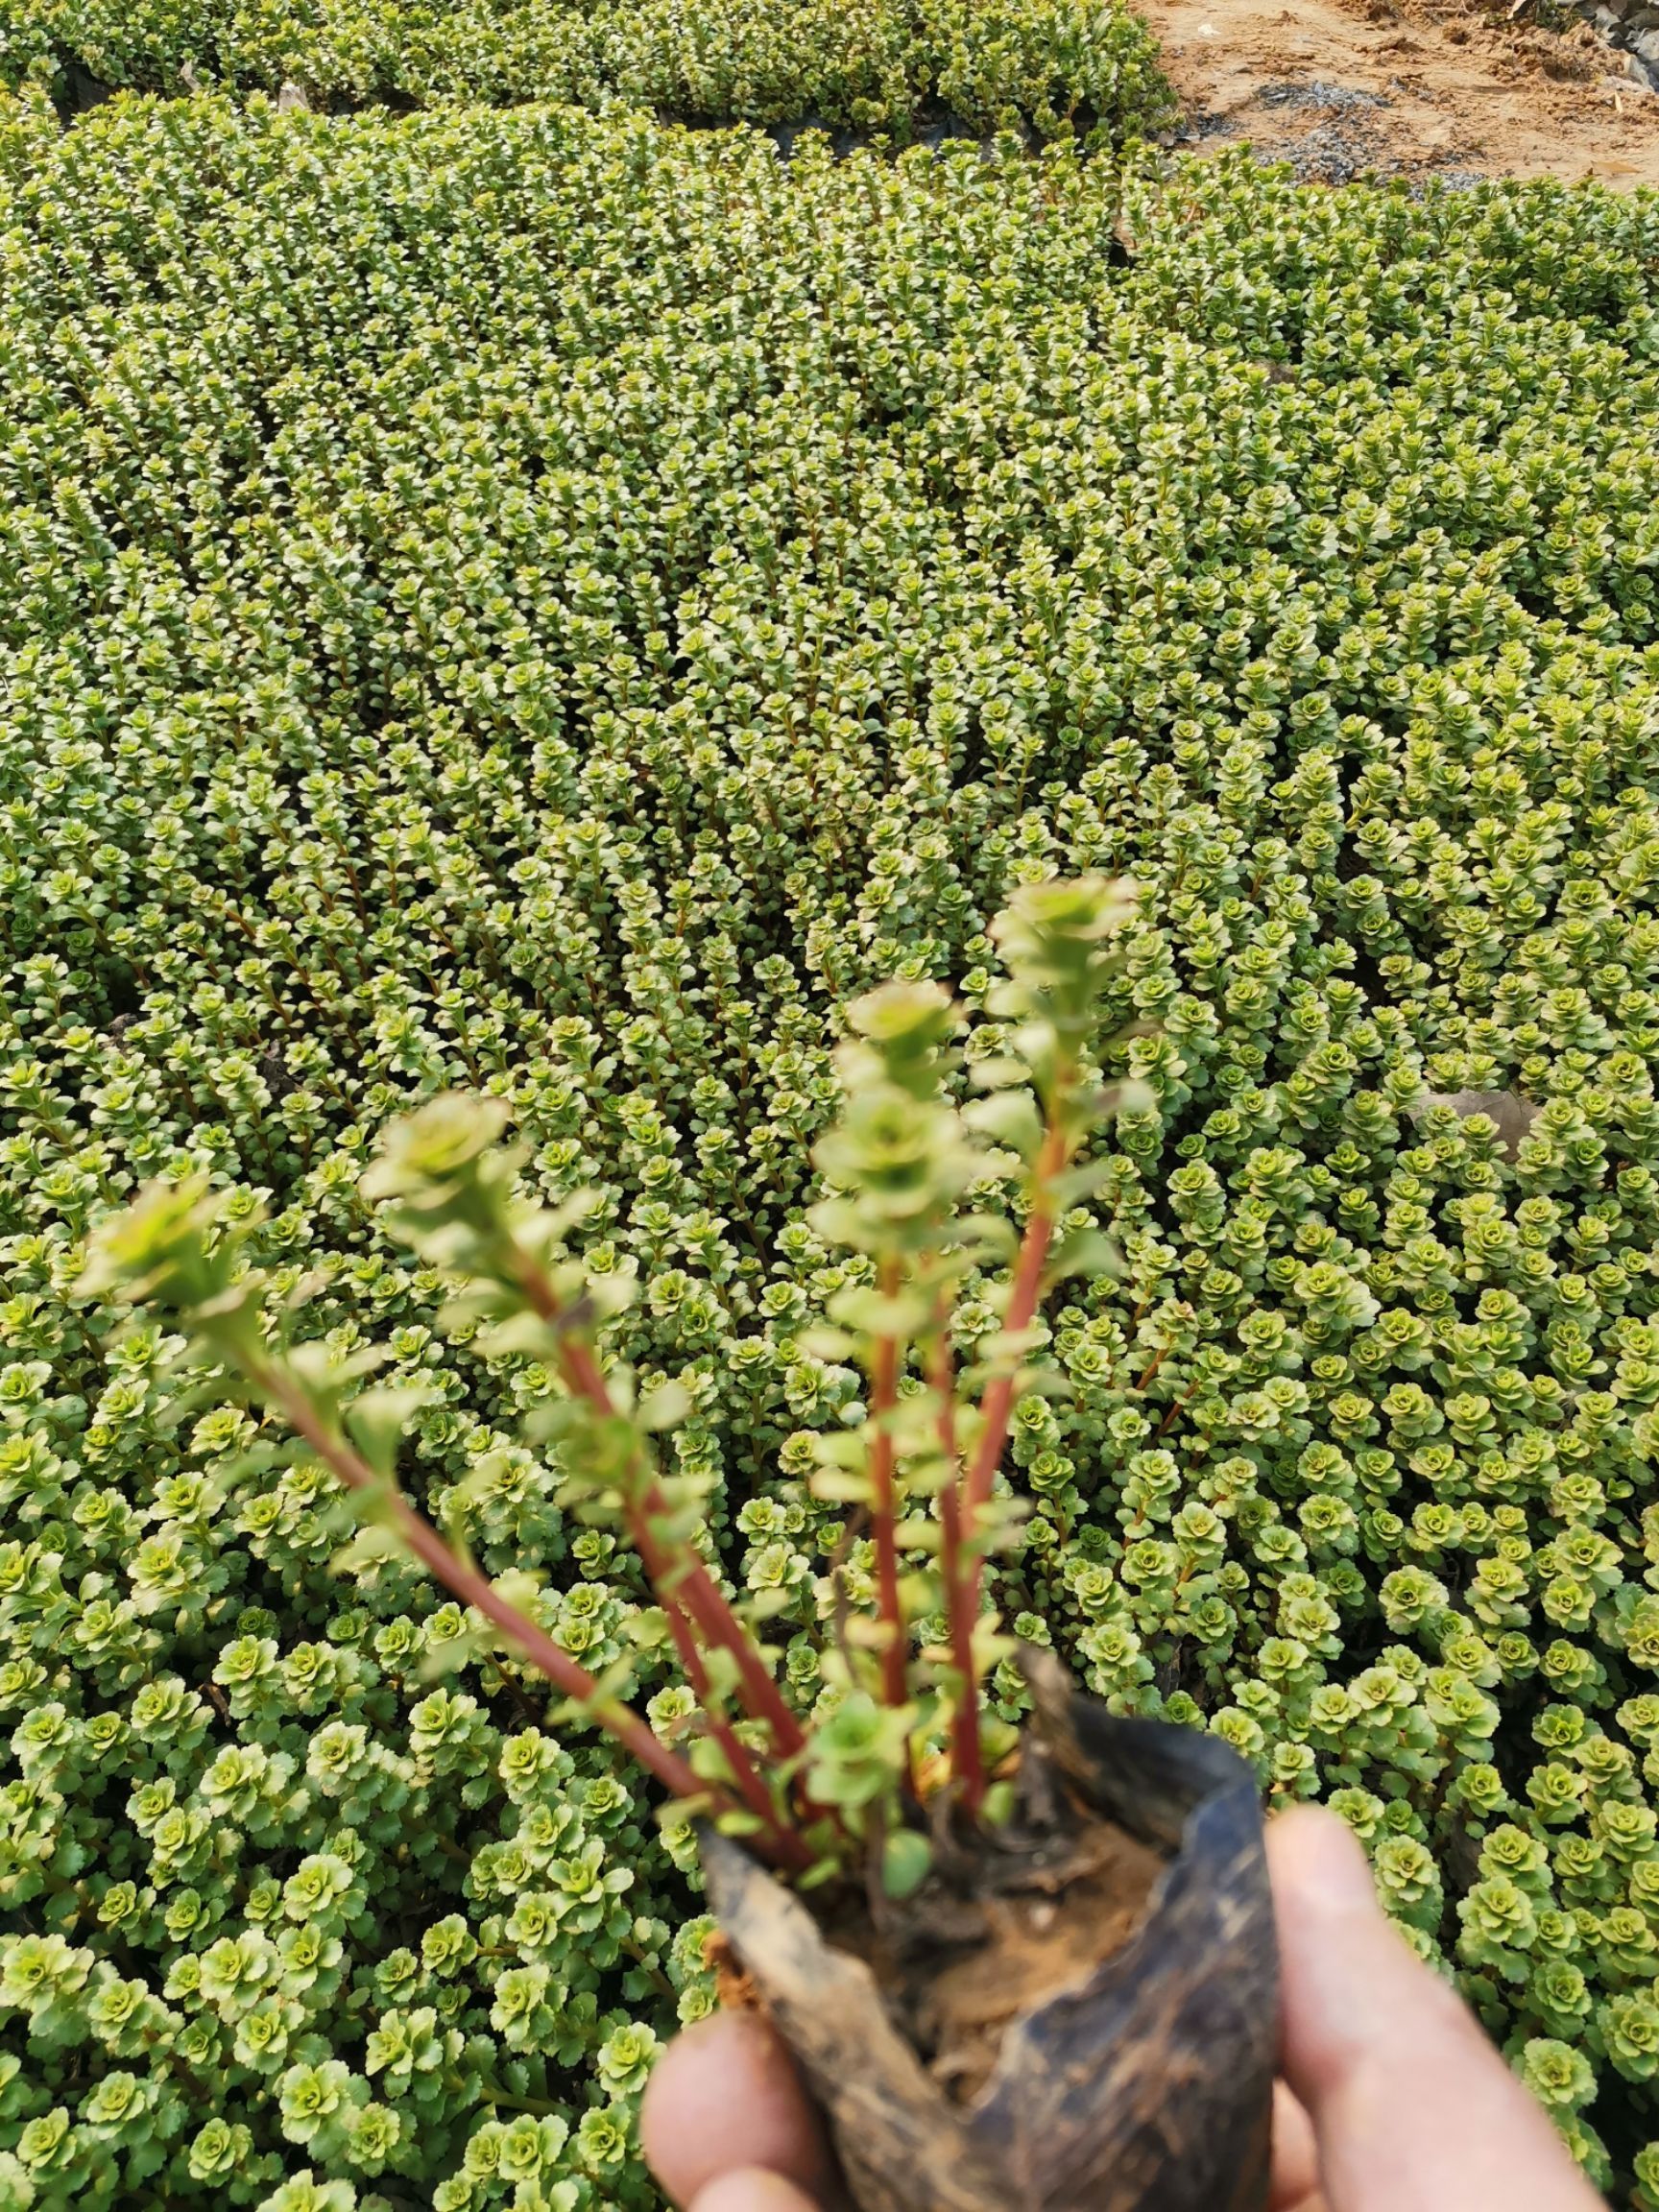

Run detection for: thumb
[[1267, 1807, 1600, 2212]]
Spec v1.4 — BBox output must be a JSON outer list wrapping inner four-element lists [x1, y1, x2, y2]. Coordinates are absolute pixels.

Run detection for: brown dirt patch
[[1142, 0, 1659, 187], [827, 1807, 1166, 2109], [908, 1817, 1164, 2104]]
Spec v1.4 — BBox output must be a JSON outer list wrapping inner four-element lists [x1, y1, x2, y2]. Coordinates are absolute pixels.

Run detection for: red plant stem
[[1135, 1342, 1171, 1394], [259, 1368, 711, 1812], [653, 1581, 815, 1874], [869, 1270, 907, 1711], [514, 1272, 807, 1763], [1155, 1380, 1201, 1443], [929, 1328, 984, 1815], [503, 1265, 837, 1846], [961, 1117, 1067, 1620]]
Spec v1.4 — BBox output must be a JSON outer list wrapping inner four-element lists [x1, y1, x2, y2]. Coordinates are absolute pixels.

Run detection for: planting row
[[2, 0, 1176, 139]]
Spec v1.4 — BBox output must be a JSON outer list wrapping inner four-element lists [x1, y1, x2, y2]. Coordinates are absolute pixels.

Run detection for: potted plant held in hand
[[85, 878, 1277, 2212]]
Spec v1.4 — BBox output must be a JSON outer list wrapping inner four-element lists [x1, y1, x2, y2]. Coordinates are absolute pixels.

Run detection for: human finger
[[1268, 2078, 1323, 2212], [690, 2167, 823, 2212], [1267, 1806, 1600, 2212], [641, 2010, 834, 2209]]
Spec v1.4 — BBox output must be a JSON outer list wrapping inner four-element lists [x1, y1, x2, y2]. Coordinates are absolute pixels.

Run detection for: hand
[[641, 1805, 1604, 2212]]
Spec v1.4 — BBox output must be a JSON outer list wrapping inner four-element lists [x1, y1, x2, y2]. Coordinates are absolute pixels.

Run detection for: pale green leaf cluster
[[3, 58, 1659, 2212], [0, 0, 1177, 142]]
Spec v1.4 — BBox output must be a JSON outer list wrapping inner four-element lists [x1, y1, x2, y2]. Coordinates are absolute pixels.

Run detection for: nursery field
[[4, 32, 1659, 2212]]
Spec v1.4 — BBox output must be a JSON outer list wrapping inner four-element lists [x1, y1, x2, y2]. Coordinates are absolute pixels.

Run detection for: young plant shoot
[[84, 877, 1143, 1895]]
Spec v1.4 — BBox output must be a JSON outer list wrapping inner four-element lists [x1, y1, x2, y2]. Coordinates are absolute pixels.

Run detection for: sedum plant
[[83, 877, 1144, 1896], [0, 0, 1177, 143], [3, 67, 1659, 2212]]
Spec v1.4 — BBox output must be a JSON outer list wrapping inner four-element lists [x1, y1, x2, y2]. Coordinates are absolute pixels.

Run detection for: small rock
[[1575, 0, 1659, 86], [1413, 1089, 1541, 1162], [258, 1048, 301, 1101], [1413, 167, 1487, 194], [277, 79, 311, 112]]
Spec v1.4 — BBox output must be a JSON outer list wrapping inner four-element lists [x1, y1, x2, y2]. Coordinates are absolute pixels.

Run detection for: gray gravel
[[1183, 73, 1495, 190], [1257, 80, 1390, 111]]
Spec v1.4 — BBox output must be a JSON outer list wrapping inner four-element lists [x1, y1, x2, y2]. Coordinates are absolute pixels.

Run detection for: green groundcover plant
[[0, 0, 1178, 141], [4, 67, 1659, 2212]]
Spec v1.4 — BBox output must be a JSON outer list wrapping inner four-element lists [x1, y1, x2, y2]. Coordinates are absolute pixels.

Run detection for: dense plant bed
[[0, 0, 1177, 140], [3, 80, 1659, 2209]]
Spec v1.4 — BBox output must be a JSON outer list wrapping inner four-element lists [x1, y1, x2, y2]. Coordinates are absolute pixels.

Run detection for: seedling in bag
[[87, 877, 1277, 2211]]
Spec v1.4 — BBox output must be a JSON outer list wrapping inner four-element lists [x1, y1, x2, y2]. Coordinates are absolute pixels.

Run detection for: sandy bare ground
[[1142, 0, 1659, 187]]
